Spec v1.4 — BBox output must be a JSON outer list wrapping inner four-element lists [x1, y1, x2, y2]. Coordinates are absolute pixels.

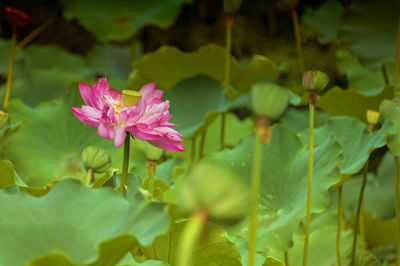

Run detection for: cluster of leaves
[[0, 0, 400, 265]]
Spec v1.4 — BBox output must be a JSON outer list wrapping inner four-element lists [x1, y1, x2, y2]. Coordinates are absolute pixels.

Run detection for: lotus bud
[[251, 83, 290, 119], [82, 146, 112, 173], [367, 110, 380, 126], [181, 160, 251, 225], [0, 111, 9, 129], [122, 90, 142, 107], [303, 71, 329, 91], [145, 142, 164, 161]]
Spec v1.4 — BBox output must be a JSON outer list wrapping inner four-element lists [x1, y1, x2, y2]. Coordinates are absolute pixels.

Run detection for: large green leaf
[[317, 85, 393, 123], [137, 207, 242, 266], [336, 50, 385, 95], [280, 107, 330, 133], [210, 125, 342, 251], [128, 44, 280, 98], [164, 75, 227, 138], [2, 99, 123, 186], [303, 0, 344, 44], [300, 116, 393, 176], [343, 151, 399, 219], [338, 0, 399, 69], [0, 179, 169, 265], [61, 0, 190, 42]]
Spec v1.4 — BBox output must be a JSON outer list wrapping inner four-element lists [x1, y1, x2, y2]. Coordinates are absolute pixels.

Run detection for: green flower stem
[[336, 185, 343, 266], [248, 132, 263, 266], [177, 209, 207, 266], [394, 155, 400, 265], [350, 160, 369, 266], [303, 96, 314, 266], [19, 17, 54, 49], [119, 133, 130, 197], [199, 129, 206, 159], [224, 14, 232, 91], [3, 30, 16, 109], [221, 112, 226, 150], [84, 168, 94, 186], [291, 9, 304, 74], [382, 64, 390, 85], [394, 17, 400, 94], [191, 137, 196, 164], [284, 250, 290, 266], [148, 162, 155, 198]]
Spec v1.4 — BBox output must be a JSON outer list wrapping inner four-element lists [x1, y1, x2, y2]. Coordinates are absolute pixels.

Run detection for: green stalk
[[224, 14, 232, 91], [248, 132, 263, 266], [199, 129, 206, 159], [119, 133, 130, 197], [177, 210, 207, 266], [350, 160, 369, 266], [84, 168, 94, 186], [3, 30, 16, 109], [191, 137, 196, 164], [284, 250, 290, 266], [302, 97, 314, 266], [336, 185, 343, 266], [395, 155, 400, 265], [221, 112, 226, 150], [148, 163, 155, 198]]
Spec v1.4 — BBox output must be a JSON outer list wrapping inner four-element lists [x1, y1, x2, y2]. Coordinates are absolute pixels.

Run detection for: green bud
[[303, 71, 329, 91], [0, 110, 9, 129], [223, 0, 242, 14], [81, 146, 112, 173], [181, 160, 251, 225], [366, 110, 380, 126], [145, 142, 164, 161], [251, 83, 290, 119]]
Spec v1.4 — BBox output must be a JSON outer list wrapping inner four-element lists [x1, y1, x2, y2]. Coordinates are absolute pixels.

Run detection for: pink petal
[[71, 106, 101, 127], [148, 138, 186, 152], [98, 122, 115, 139], [128, 125, 162, 140], [109, 89, 122, 101], [79, 82, 98, 109], [114, 126, 127, 147], [140, 83, 156, 96]]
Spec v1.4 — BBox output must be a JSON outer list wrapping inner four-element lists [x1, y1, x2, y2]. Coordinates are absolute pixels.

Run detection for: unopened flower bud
[[0, 111, 9, 129], [367, 110, 380, 126], [303, 71, 329, 91], [122, 90, 142, 107], [251, 83, 290, 119], [145, 142, 164, 160], [182, 160, 251, 225], [82, 146, 112, 173]]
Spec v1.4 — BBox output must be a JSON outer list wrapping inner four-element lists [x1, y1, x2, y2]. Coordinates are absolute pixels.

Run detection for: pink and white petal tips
[[72, 78, 185, 151]]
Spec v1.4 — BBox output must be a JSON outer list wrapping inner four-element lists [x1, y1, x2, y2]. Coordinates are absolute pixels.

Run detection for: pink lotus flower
[[71, 78, 185, 152]]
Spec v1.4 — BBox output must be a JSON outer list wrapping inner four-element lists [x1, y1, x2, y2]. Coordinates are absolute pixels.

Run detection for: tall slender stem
[[350, 160, 369, 266], [119, 133, 130, 197], [177, 210, 207, 266], [3, 30, 17, 109], [394, 17, 400, 94], [360, 200, 365, 251], [394, 155, 400, 265], [303, 98, 314, 266], [248, 132, 263, 266], [199, 130, 206, 159], [220, 112, 226, 150], [224, 14, 232, 90], [284, 250, 290, 266], [191, 137, 196, 164], [336, 185, 343, 266], [382, 64, 390, 85], [19, 17, 54, 49], [84, 168, 94, 186], [291, 10, 305, 74]]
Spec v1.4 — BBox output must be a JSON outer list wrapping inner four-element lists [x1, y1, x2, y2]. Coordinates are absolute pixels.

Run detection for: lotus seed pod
[[0, 111, 8, 129], [82, 146, 112, 173], [122, 90, 142, 107], [303, 71, 329, 91], [181, 160, 251, 225], [251, 83, 290, 119], [223, 0, 242, 14], [145, 142, 164, 161], [366, 110, 380, 126]]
